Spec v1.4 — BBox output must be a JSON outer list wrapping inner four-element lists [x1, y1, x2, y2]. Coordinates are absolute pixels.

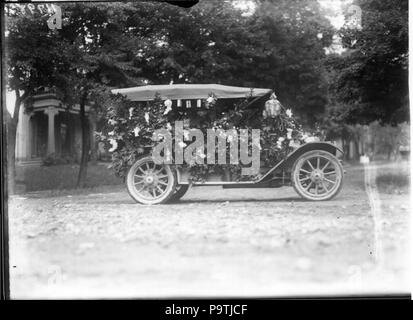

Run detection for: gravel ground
[[8, 162, 410, 298]]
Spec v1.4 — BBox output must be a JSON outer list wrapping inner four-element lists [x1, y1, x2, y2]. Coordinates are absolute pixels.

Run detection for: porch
[[15, 93, 95, 165]]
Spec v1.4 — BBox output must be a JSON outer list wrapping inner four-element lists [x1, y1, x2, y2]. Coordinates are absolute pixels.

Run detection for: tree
[[5, 5, 70, 192], [123, 0, 334, 126], [5, 3, 142, 188], [56, 2, 144, 187], [6, 0, 335, 190], [328, 0, 408, 125], [250, 0, 334, 126]]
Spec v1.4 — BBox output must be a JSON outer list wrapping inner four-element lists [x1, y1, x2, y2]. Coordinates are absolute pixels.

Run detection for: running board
[[222, 183, 271, 189], [222, 181, 288, 189]]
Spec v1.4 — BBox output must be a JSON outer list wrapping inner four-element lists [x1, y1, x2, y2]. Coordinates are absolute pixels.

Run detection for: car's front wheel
[[126, 156, 176, 204], [291, 150, 343, 201]]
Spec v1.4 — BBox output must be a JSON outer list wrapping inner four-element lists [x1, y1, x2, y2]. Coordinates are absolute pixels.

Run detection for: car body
[[112, 84, 344, 204]]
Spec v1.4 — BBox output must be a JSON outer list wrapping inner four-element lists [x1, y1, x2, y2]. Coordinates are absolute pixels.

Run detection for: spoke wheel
[[126, 156, 176, 205], [168, 185, 190, 202], [291, 150, 343, 201]]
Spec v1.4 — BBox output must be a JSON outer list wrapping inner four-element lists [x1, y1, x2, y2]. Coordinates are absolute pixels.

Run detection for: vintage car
[[112, 84, 344, 204]]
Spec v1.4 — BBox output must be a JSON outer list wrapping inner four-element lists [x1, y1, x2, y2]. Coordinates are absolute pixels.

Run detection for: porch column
[[16, 107, 33, 161], [44, 107, 59, 155]]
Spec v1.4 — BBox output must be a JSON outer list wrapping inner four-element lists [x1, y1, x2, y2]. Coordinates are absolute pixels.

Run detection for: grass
[[376, 172, 410, 195], [22, 185, 125, 198], [15, 162, 123, 193], [14, 160, 411, 196]]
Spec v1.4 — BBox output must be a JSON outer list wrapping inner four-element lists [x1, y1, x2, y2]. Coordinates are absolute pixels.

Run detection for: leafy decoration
[[99, 94, 307, 182]]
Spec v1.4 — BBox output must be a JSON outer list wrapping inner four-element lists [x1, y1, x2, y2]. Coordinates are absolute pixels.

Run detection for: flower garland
[[98, 92, 309, 182]]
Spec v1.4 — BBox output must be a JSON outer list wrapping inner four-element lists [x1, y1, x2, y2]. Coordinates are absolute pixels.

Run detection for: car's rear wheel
[[291, 150, 343, 201], [126, 156, 176, 204], [168, 184, 190, 202]]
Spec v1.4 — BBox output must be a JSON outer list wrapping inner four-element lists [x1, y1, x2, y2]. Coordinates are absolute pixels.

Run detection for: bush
[[42, 154, 78, 166]]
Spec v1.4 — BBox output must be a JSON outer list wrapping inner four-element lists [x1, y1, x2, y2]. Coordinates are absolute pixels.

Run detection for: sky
[[318, 0, 354, 29], [233, 0, 351, 29]]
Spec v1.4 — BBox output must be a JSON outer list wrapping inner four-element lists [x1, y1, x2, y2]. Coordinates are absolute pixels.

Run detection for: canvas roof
[[111, 84, 273, 101]]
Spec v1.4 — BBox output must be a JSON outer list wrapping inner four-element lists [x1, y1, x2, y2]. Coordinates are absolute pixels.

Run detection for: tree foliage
[[5, 6, 69, 99], [123, 0, 334, 126], [6, 0, 335, 189], [328, 0, 408, 125], [5, 5, 73, 191], [7, 0, 334, 122]]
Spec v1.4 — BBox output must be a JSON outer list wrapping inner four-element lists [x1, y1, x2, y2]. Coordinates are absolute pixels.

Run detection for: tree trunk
[[387, 145, 393, 160], [342, 135, 350, 161], [6, 115, 18, 194], [6, 91, 24, 194], [89, 111, 98, 164], [76, 92, 90, 188], [353, 138, 360, 159]]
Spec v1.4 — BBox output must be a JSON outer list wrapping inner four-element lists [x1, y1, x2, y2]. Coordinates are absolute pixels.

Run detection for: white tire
[[126, 156, 176, 205], [291, 150, 344, 201]]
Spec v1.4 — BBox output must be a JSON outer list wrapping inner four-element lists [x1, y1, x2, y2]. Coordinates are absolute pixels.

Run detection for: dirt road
[[8, 163, 410, 298]]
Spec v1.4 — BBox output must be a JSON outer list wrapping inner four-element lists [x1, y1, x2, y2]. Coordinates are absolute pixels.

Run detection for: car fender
[[279, 142, 343, 171]]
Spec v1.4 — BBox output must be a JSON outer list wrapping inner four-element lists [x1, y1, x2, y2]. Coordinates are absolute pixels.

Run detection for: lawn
[[15, 162, 123, 193], [14, 159, 410, 196], [375, 161, 410, 195]]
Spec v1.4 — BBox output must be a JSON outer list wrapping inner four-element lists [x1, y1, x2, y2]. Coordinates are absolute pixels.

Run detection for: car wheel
[[168, 185, 190, 202], [126, 156, 176, 205], [291, 150, 343, 201]]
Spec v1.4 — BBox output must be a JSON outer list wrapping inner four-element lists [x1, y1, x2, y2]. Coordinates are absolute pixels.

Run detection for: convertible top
[[111, 84, 273, 101]]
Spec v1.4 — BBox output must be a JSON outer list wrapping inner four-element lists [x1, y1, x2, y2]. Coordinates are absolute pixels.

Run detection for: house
[[14, 91, 98, 165]]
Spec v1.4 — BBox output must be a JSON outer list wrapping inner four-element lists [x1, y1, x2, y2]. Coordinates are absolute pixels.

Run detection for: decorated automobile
[[101, 84, 344, 204]]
